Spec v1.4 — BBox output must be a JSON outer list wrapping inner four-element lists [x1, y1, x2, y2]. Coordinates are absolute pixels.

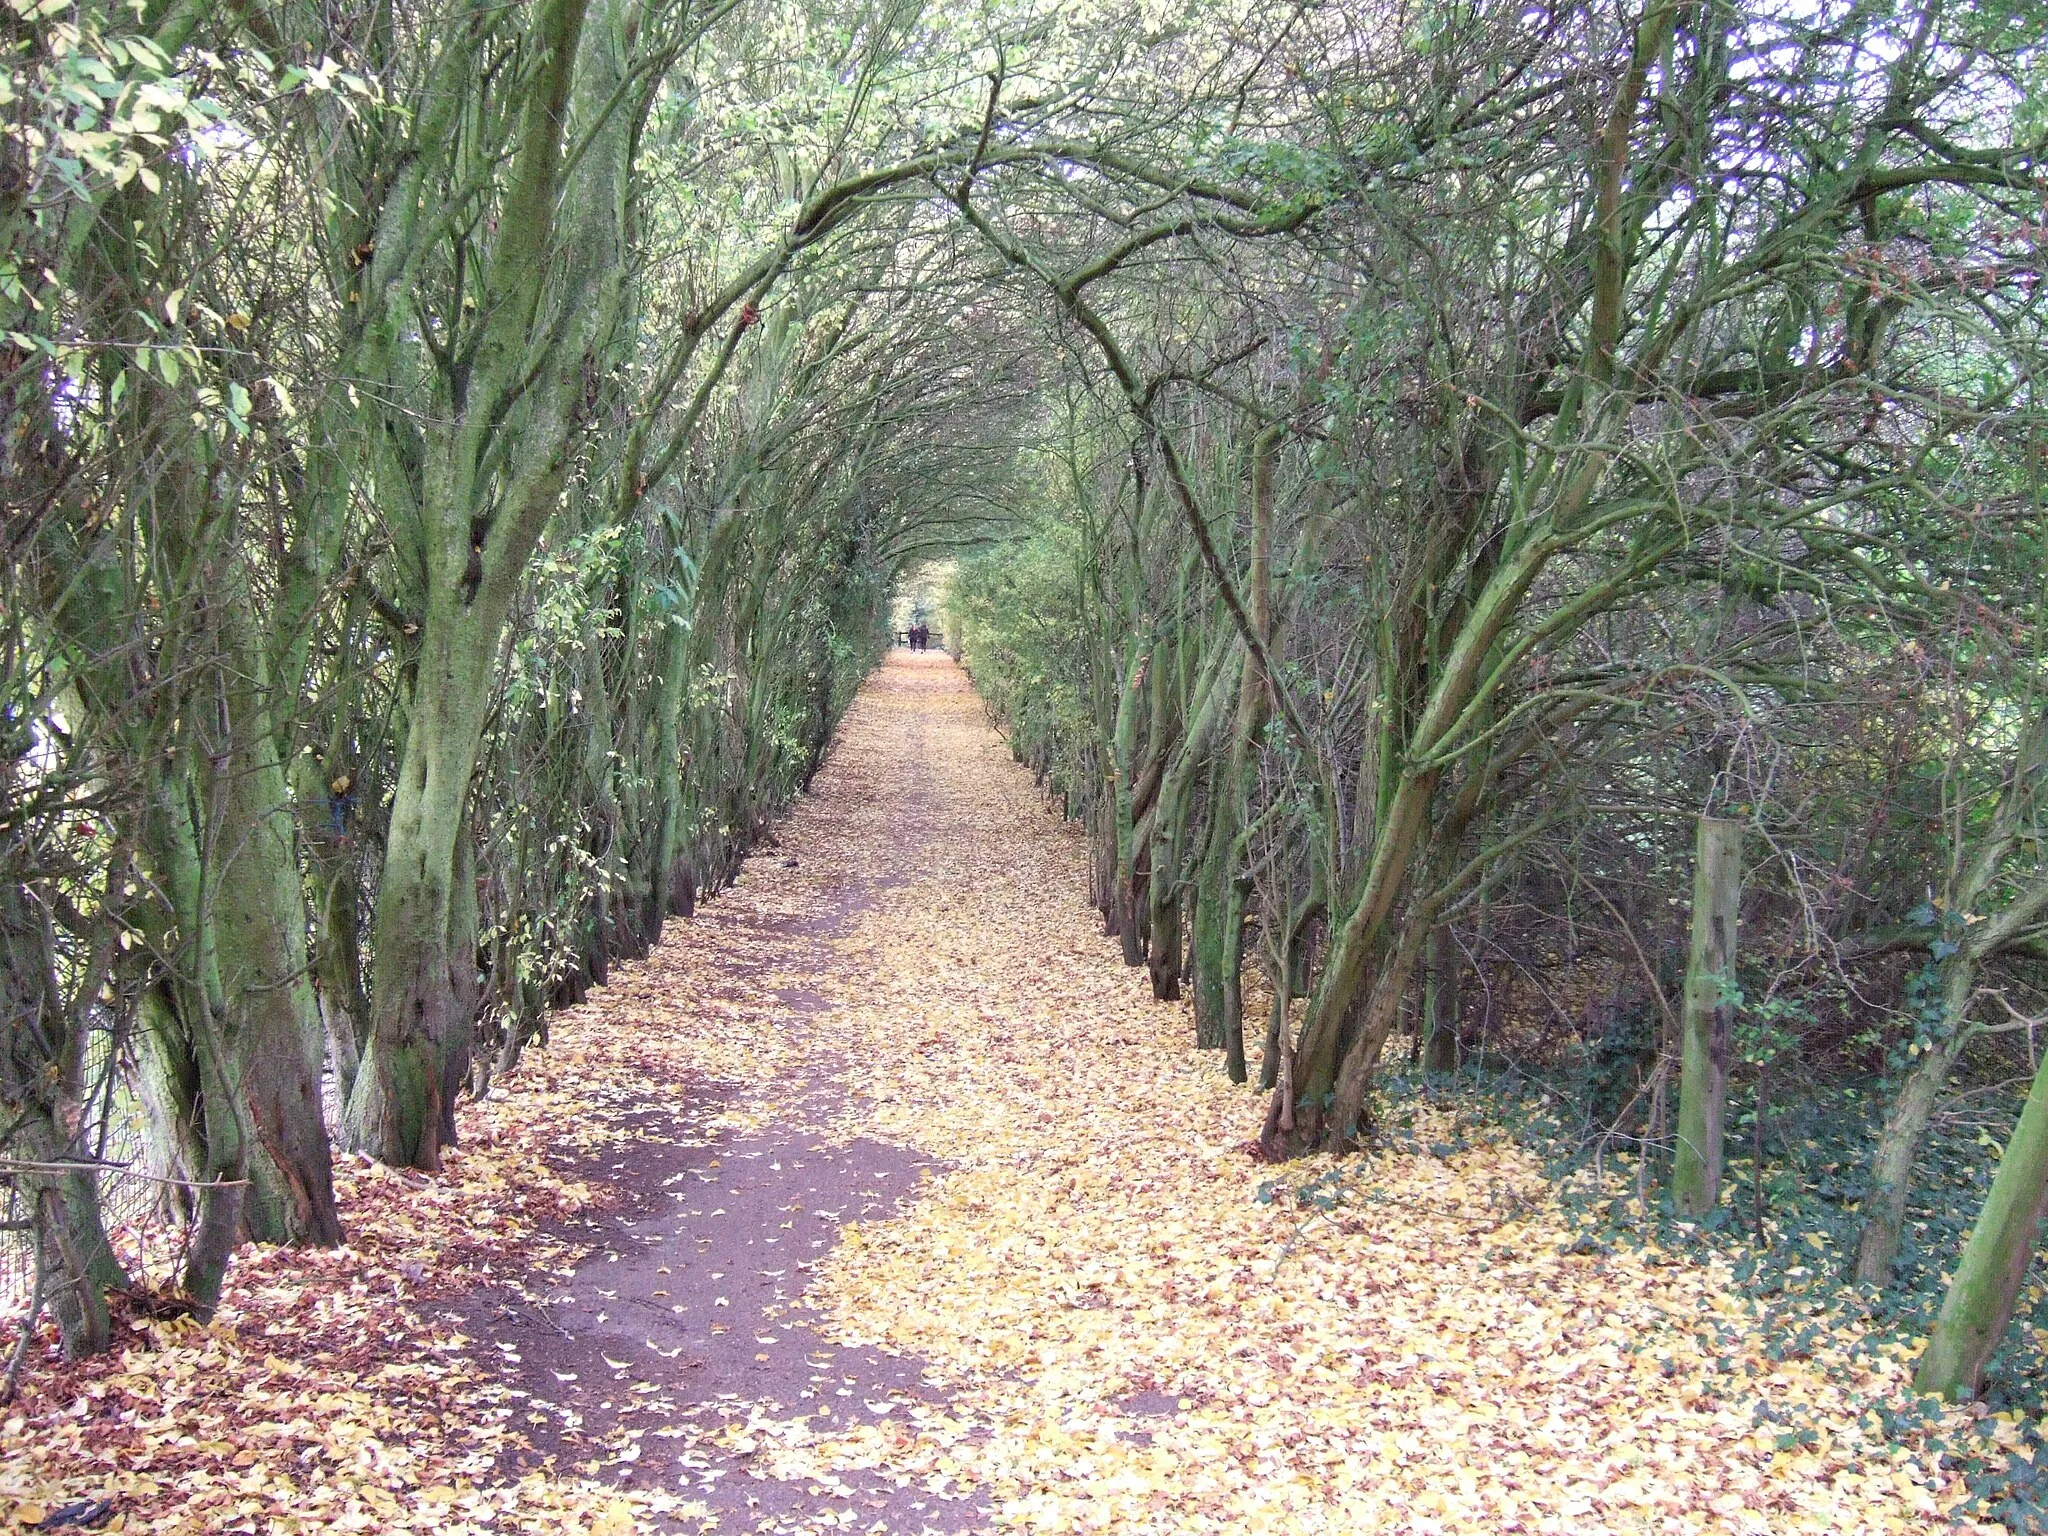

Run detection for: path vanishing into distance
[[460, 653, 1960, 1536], [15, 653, 1974, 1534]]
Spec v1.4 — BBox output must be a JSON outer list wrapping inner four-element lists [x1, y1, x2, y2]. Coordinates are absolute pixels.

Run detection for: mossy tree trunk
[[1914, 1049, 2048, 1398], [1191, 424, 1280, 1065], [1110, 638, 1148, 965], [1854, 703, 2048, 1285], [0, 879, 128, 1357], [345, 0, 621, 1167], [1152, 626, 1236, 1009]]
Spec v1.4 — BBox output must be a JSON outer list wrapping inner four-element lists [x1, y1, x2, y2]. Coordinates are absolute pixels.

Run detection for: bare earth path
[[464, 652, 1969, 1536], [4, 652, 1984, 1534]]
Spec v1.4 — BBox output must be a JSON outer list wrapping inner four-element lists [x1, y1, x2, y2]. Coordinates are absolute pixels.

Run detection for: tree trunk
[[31, 1180, 119, 1359], [1221, 874, 1252, 1083], [295, 747, 373, 1107], [1258, 955, 1287, 1094], [1914, 1048, 2048, 1398], [1854, 705, 2048, 1284], [1190, 769, 1235, 1049], [1264, 764, 1439, 1155], [0, 881, 128, 1358], [312, 862, 368, 1105], [646, 602, 693, 941], [130, 987, 204, 1221], [1147, 877, 1183, 1000], [1673, 815, 1742, 1218], [345, 0, 601, 1168], [1854, 958, 1978, 1284], [1320, 910, 1435, 1148], [133, 697, 341, 1254], [1132, 615, 1186, 990], [1424, 921, 1461, 1074], [1112, 643, 1147, 966], [207, 668, 342, 1246], [345, 612, 497, 1169], [1095, 792, 1120, 936]]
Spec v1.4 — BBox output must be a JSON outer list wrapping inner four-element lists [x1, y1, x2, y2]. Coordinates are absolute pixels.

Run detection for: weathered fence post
[[1673, 815, 1741, 1217]]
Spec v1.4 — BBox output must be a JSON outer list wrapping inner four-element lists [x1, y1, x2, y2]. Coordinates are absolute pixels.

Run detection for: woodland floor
[[0, 652, 2021, 1535]]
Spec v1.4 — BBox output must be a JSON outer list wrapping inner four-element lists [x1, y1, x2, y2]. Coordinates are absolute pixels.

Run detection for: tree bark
[[1424, 921, 1461, 1074], [1914, 1049, 2048, 1398], [345, 0, 603, 1166], [1854, 961, 1976, 1284], [1112, 642, 1147, 966], [346, 617, 496, 1168], [0, 881, 128, 1357], [1854, 704, 2048, 1284], [1221, 871, 1252, 1082]]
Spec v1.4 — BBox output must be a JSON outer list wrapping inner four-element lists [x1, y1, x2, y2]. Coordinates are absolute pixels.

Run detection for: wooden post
[[1672, 816, 1741, 1217]]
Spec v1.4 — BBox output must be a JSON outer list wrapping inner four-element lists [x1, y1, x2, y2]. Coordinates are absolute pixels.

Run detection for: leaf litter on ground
[[0, 654, 2022, 1533]]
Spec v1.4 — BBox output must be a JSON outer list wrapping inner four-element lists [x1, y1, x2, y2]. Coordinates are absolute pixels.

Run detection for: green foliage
[[953, 512, 1098, 798]]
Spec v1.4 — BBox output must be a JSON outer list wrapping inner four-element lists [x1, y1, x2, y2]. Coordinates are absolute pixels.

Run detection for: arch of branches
[[4, 0, 2045, 1399]]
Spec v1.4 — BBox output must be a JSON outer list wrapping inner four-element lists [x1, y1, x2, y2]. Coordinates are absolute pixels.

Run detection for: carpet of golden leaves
[[0, 652, 2011, 1534], [672, 656, 2007, 1536]]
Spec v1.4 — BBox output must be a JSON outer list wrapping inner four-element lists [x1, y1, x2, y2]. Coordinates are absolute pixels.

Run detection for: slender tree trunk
[[130, 673, 340, 1253], [192, 593, 343, 1247], [1190, 749, 1237, 1049], [1198, 430, 1280, 1053], [1915, 1048, 2048, 1398], [1267, 764, 1439, 1154], [1321, 908, 1436, 1147], [132, 795, 255, 1316], [31, 1179, 121, 1358], [207, 714, 342, 1247], [1855, 706, 2048, 1283], [130, 987, 204, 1218], [1147, 876, 1183, 1000], [1221, 874, 1252, 1083], [1146, 629, 1234, 1004], [1854, 959, 1978, 1283], [1112, 644, 1147, 966], [647, 601, 694, 941], [310, 856, 369, 1105], [1424, 921, 1461, 1074], [1259, 955, 1287, 1094], [581, 635, 626, 976]]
